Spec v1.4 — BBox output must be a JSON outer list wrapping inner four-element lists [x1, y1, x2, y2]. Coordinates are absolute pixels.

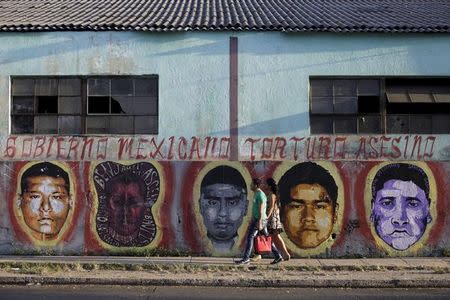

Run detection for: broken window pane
[[86, 116, 109, 134], [134, 96, 158, 115], [12, 78, 35, 96], [59, 78, 81, 96], [111, 78, 133, 96], [88, 96, 109, 114], [35, 78, 58, 96], [36, 116, 58, 134], [334, 117, 357, 133], [311, 97, 333, 113], [58, 116, 82, 134], [358, 115, 381, 133], [88, 78, 110, 96], [12, 115, 34, 133], [310, 116, 333, 134], [37, 96, 58, 113], [334, 80, 356, 96], [358, 96, 380, 113], [110, 96, 132, 114], [59, 96, 82, 114], [135, 116, 158, 134], [109, 116, 133, 134], [334, 96, 357, 114], [387, 115, 409, 134], [135, 78, 158, 96], [12, 96, 34, 114]]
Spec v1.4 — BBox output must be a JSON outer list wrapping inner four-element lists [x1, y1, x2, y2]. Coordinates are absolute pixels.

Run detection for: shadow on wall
[[210, 112, 309, 135]]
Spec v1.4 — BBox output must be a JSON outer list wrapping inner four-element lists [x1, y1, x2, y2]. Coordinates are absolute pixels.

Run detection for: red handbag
[[254, 234, 272, 254]]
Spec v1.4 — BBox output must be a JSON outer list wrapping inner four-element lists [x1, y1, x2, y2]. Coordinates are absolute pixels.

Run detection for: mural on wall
[[185, 162, 253, 255], [365, 162, 437, 253], [0, 158, 447, 257], [12, 161, 77, 245], [90, 161, 163, 248], [274, 161, 344, 256]]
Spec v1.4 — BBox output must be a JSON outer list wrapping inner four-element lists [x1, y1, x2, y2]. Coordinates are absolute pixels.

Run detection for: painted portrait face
[[107, 180, 146, 237], [200, 183, 246, 242], [283, 183, 335, 249], [371, 179, 431, 250], [20, 176, 71, 240]]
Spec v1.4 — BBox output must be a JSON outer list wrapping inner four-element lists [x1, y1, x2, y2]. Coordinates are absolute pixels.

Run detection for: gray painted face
[[200, 183, 247, 242]]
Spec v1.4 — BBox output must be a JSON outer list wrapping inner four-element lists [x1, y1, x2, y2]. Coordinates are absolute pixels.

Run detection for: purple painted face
[[371, 179, 431, 250]]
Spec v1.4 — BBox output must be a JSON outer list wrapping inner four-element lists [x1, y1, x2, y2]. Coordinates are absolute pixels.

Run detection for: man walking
[[235, 178, 282, 264]]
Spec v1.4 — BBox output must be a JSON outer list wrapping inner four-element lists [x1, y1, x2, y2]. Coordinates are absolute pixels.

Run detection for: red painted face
[[107, 181, 146, 236]]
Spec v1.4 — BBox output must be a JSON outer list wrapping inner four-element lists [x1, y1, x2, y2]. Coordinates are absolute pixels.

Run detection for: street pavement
[[0, 256, 448, 288]]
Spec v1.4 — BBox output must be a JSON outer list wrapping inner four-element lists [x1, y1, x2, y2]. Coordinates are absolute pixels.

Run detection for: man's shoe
[[270, 257, 283, 264], [251, 254, 262, 262], [235, 258, 250, 265]]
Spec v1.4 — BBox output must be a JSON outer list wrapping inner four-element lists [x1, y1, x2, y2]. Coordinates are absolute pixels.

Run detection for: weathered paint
[[0, 160, 448, 257], [0, 32, 450, 257], [1, 32, 450, 137]]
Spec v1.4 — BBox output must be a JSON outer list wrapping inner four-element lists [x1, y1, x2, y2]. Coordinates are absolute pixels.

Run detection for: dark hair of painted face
[[266, 178, 278, 194], [278, 162, 338, 212], [105, 172, 147, 199], [20, 162, 70, 195], [371, 163, 430, 203], [201, 166, 247, 193]]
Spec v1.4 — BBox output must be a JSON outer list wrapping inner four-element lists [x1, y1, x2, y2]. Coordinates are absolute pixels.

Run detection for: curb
[[0, 276, 449, 288]]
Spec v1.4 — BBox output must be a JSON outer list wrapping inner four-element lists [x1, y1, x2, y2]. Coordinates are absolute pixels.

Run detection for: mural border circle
[[88, 160, 165, 253], [192, 161, 254, 256], [12, 161, 77, 247], [272, 161, 345, 257], [363, 161, 437, 256]]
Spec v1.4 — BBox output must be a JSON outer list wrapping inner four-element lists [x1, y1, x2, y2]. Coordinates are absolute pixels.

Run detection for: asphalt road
[[0, 285, 449, 300]]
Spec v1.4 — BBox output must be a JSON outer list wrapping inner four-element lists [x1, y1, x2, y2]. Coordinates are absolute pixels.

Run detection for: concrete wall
[[0, 31, 449, 257]]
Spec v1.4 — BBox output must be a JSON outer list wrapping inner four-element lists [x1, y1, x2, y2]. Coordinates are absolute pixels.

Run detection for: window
[[11, 76, 158, 134], [310, 77, 450, 134]]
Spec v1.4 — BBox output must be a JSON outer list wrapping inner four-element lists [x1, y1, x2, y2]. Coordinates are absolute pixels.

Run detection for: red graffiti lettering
[[178, 137, 188, 160], [244, 138, 260, 161], [318, 136, 331, 159], [150, 138, 165, 159], [261, 138, 273, 159], [274, 137, 287, 159], [81, 138, 94, 160], [21, 137, 33, 158], [219, 137, 230, 159], [189, 137, 201, 160], [136, 138, 148, 159], [3, 137, 17, 158], [167, 136, 175, 160], [33, 136, 46, 158], [118, 138, 134, 160], [333, 137, 346, 159], [423, 136, 436, 159], [290, 137, 304, 160], [96, 138, 108, 159]]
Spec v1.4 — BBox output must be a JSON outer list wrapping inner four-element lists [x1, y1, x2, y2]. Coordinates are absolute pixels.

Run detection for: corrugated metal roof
[[0, 0, 449, 33]]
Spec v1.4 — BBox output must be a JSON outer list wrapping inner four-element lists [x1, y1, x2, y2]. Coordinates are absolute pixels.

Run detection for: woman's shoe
[[270, 256, 283, 264], [251, 254, 262, 262]]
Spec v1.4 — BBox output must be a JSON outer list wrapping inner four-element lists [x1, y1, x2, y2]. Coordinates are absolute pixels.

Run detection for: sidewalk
[[0, 256, 449, 288]]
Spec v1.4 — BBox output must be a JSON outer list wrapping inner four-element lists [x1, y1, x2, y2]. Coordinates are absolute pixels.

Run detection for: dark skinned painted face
[[282, 183, 335, 249], [107, 181, 146, 236]]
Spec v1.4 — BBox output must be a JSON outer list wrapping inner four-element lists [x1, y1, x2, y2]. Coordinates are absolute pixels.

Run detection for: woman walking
[[266, 178, 290, 262]]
